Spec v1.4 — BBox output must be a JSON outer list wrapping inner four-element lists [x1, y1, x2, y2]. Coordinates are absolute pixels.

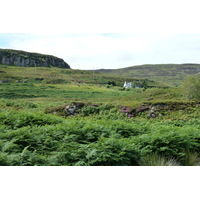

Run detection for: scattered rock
[[148, 106, 163, 118], [120, 105, 150, 118], [121, 106, 132, 113], [0, 80, 11, 83], [148, 112, 157, 118], [65, 102, 84, 115], [135, 106, 150, 114], [89, 104, 99, 107], [150, 106, 156, 112], [44, 102, 85, 117], [65, 104, 78, 116], [127, 114, 134, 118]]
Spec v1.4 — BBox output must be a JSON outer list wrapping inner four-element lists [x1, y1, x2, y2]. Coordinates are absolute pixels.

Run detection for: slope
[[0, 65, 163, 87], [97, 64, 200, 86]]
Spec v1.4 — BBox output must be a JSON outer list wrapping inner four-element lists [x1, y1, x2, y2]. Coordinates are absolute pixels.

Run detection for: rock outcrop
[[0, 49, 70, 68]]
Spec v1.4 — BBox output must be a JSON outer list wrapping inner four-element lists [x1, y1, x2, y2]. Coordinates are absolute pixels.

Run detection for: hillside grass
[[97, 64, 200, 86], [0, 65, 200, 166], [0, 82, 185, 109], [0, 65, 166, 87]]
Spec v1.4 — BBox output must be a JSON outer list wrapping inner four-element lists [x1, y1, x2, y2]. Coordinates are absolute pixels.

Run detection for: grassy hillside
[[1, 64, 200, 166], [0, 65, 164, 87], [0, 65, 176, 107], [97, 64, 200, 86]]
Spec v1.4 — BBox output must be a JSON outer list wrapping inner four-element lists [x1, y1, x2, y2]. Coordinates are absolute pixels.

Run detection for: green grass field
[[0, 65, 200, 166]]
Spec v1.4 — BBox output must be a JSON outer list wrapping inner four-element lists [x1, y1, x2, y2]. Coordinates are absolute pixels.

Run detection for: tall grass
[[183, 151, 200, 166], [139, 153, 179, 166]]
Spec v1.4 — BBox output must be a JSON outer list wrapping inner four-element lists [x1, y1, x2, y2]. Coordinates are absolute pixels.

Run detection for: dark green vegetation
[[0, 64, 200, 166], [97, 63, 200, 86], [0, 103, 200, 166]]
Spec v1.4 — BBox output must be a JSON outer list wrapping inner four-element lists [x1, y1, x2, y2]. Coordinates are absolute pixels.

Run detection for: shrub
[[0, 110, 64, 129], [0, 152, 8, 165], [183, 76, 200, 100], [2, 99, 38, 109], [107, 81, 116, 86], [5, 151, 47, 166], [79, 138, 140, 166], [134, 125, 200, 163], [80, 106, 100, 116]]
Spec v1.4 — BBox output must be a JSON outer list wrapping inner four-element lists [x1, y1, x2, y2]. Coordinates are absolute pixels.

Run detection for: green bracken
[[0, 65, 200, 166]]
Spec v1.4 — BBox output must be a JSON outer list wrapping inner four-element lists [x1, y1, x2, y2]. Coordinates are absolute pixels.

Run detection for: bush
[[0, 152, 8, 165], [76, 138, 140, 166], [183, 76, 200, 100], [0, 99, 38, 109], [0, 110, 64, 129], [134, 125, 200, 164], [107, 81, 116, 86], [80, 106, 100, 116]]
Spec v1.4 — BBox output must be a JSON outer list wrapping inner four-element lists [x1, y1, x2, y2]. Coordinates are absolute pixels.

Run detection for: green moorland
[[0, 65, 200, 166], [97, 63, 200, 86]]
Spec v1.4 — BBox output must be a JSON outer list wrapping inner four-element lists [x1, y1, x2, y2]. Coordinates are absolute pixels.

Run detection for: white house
[[123, 81, 132, 88]]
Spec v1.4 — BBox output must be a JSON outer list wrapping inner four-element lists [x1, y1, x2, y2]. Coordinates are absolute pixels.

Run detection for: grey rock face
[[0, 49, 70, 68]]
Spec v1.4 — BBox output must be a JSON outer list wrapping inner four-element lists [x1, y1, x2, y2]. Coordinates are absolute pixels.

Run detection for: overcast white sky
[[1, 33, 200, 70], [1, 0, 200, 70]]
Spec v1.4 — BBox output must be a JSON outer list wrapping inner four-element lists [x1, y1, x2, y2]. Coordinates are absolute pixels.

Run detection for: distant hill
[[0, 49, 70, 68], [0, 65, 166, 88], [97, 64, 200, 86]]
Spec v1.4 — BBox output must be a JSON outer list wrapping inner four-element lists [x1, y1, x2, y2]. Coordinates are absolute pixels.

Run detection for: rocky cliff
[[0, 49, 70, 68]]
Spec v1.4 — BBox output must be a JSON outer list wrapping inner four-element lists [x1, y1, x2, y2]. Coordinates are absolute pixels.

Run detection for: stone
[[121, 106, 132, 113], [0, 48, 70, 68], [135, 106, 150, 114], [148, 112, 157, 118], [127, 114, 134, 118]]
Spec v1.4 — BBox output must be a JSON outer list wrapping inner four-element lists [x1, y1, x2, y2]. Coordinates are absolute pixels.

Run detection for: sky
[[1, 33, 200, 70], [1, 0, 200, 70]]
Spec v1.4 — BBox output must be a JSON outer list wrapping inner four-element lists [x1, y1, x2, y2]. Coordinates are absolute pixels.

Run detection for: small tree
[[183, 76, 200, 100], [107, 81, 116, 86]]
